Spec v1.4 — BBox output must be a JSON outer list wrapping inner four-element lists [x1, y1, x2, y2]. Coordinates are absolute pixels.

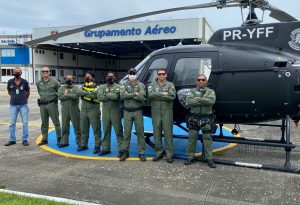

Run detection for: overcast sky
[[0, 0, 299, 34]]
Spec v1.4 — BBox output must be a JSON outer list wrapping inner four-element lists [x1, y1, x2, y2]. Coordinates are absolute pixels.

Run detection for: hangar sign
[[84, 25, 177, 39], [33, 18, 213, 44]]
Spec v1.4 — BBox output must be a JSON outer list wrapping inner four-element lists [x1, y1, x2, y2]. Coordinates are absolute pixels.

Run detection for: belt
[[40, 98, 57, 105], [123, 107, 142, 112]]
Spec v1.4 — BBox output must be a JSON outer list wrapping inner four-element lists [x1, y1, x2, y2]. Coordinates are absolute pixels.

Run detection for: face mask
[[106, 77, 115, 84], [66, 80, 72, 85], [128, 75, 137, 81], [14, 73, 21, 79], [85, 78, 91, 83]]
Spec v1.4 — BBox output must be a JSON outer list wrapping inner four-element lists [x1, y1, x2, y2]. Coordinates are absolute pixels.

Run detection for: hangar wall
[[33, 49, 139, 83]]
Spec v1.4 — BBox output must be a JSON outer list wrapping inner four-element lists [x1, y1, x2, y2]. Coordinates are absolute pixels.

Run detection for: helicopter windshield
[[173, 57, 212, 85], [119, 55, 151, 84]]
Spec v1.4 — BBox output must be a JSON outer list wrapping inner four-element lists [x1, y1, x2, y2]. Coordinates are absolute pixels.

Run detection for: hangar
[[0, 18, 213, 83]]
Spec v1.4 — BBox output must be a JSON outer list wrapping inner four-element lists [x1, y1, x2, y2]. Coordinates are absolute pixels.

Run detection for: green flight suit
[[36, 77, 61, 142], [186, 86, 216, 160], [58, 84, 81, 145], [77, 84, 101, 148], [120, 80, 145, 154], [148, 80, 176, 158], [97, 83, 123, 152]]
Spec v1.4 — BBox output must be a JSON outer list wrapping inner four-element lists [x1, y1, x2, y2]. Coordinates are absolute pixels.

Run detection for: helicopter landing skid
[[142, 115, 299, 174]]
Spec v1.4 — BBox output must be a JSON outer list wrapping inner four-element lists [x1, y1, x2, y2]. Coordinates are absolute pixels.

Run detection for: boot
[[120, 150, 129, 161], [118, 150, 123, 158]]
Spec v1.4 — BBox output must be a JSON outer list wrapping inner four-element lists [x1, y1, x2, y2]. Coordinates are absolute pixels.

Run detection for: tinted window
[[173, 58, 211, 85], [146, 58, 168, 83]]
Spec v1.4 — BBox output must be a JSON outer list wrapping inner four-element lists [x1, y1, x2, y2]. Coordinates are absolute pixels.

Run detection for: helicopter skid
[[141, 115, 299, 174]]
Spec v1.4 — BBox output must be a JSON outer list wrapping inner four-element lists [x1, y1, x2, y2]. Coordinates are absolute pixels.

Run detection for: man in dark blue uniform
[[5, 67, 30, 146]]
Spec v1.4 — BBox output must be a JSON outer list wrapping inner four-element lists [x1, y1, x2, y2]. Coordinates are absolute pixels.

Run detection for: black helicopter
[[26, 0, 300, 173]]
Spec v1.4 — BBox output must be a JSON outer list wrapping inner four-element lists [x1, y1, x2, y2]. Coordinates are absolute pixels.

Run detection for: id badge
[[16, 89, 19, 95]]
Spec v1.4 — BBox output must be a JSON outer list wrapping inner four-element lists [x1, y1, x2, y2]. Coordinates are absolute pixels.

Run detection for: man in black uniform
[[5, 67, 30, 146]]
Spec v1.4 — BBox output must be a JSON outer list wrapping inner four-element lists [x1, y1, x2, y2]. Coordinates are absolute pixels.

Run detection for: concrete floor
[[0, 84, 300, 205]]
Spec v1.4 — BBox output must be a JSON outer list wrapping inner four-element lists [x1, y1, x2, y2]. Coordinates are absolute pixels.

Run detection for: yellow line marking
[[36, 126, 239, 161], [0, 122, 54, 128]]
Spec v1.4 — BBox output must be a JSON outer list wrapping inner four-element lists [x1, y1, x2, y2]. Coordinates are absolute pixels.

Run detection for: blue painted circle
[[42, 117, 236, 159]]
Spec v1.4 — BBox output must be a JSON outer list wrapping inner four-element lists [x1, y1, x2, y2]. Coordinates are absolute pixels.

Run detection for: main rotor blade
[[266, 4, 297, 22], [26, 1, 239, 46]]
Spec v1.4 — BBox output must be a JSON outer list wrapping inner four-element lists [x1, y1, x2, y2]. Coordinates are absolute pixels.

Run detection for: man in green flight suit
[[97, 71, 123, 157], [185, 74, 216, 168], [77, 71, 102, 154], [148, 68, 176, 163], [119, 68, 146, 162], [36, 67, 61, 146], [57, 74, 81, 148]]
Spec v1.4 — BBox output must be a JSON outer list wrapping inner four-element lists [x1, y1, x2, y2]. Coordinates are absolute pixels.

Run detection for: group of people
[[5, 66, 217, 168]]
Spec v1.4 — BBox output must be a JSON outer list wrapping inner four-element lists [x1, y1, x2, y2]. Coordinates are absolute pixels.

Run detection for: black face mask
[[106, 77, 115, 84], [85, 78, 91, 83], [66, 80, 73, 85], [14, 73, 21, 79]]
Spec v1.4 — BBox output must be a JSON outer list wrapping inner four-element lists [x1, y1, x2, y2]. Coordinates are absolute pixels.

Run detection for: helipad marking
[[36, 124, 239, 161]]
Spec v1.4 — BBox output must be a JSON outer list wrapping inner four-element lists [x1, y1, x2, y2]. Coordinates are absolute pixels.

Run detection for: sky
[[0, 0, 299, 35]]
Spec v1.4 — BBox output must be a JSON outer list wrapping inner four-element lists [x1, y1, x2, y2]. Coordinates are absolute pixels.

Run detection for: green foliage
[[0, 193, 69, 205]]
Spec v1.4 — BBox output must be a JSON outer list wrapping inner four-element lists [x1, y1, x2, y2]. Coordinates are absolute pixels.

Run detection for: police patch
[[288, 28, 300, 51]]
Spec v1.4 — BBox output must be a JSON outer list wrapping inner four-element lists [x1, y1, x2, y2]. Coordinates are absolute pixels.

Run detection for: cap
[[128, 68, 137, 74]]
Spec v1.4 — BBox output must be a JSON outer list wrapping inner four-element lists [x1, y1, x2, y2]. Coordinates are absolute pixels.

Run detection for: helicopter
[[26, 0, 300, 173]]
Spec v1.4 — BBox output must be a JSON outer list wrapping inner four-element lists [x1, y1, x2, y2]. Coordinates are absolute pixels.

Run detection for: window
[[145, 58, 168, 83], [1, 49, 15, 57], [1, 68, 14, 76], [73, 70, 77, 77], [59, 53, 64, 60], [51, 70, 56, 77], [173, 58, 212, 85], [60, 70, 64, 77]]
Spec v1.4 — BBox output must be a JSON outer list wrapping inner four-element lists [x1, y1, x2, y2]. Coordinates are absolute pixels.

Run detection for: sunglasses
[[197, 79, 206, 82], [42, 71, 49, 73], [129, 72, 136, 75], [158, 73, 166, 76]]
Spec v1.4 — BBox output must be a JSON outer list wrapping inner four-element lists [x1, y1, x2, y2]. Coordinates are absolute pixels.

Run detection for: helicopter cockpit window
[[173, 58, 212, 85], [145, 58, 168, 83], [119, 55, 150, 84]]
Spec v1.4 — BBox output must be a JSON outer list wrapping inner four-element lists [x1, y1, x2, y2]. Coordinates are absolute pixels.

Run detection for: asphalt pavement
[[0, 84, 300, 205]]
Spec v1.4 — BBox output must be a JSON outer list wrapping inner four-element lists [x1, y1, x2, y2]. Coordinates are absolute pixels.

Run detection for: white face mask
[[128, 74, 137, 81]]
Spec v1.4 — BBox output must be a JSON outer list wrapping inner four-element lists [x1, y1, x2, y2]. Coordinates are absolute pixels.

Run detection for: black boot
[[207, 160, 216, 168], [120, 150, 129, 161], [118, 150, 123, 158], [93, 146, 101, 154], [139, 154, 146, 162]]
